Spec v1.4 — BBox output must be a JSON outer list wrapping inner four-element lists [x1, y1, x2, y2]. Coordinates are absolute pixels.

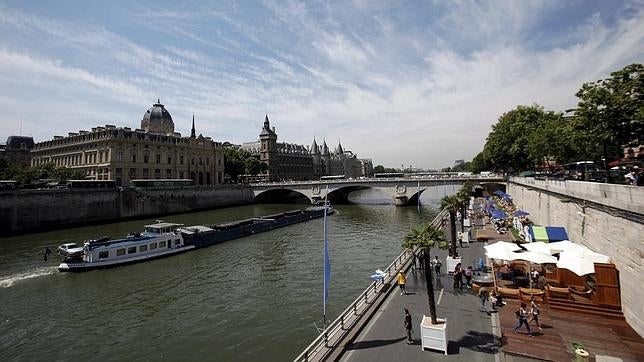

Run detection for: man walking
[[397, 271, 407, 295], [404, 308, 413, 344], [433, 256, 441, 276]]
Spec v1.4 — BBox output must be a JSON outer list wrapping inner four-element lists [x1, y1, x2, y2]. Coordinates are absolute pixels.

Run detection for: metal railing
[[293, 208, 448, 362]]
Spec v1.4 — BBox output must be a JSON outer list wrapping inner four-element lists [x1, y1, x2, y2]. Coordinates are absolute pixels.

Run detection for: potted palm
[[403, 223, 449, 353], [440, 194, 463, 273]]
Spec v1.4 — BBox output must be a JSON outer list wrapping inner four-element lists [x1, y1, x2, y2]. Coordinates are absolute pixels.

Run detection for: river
[[0, 186, 457, 361]]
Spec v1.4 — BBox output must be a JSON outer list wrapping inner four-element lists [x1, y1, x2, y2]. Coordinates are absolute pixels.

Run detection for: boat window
[[116, 249, 125, 256], [175, 239, 181, 246], [127, 247, 136, 254], [149, 242, 157, 250], [158, 241, 166, 248], [99, 251, 109, 259], [139, 245, 148, 252]]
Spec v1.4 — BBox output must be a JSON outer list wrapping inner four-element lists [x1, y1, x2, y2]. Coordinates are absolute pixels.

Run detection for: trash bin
[[574, 348, 589, 362]]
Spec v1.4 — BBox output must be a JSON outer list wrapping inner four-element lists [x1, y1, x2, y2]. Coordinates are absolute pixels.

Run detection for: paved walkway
[[340, 228, 501, 361]]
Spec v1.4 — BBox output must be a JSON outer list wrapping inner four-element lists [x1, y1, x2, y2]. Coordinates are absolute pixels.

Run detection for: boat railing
[[293, 208, 448, 362]]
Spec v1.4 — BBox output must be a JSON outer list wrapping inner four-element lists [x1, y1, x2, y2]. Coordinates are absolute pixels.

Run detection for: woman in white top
[[529, 296, 543, 330]]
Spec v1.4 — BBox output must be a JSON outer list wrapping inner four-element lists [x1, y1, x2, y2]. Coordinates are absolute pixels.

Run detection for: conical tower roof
[[310, 138, 320, 154], [322, 140, 329, 155], [336, 140, 344, 154]]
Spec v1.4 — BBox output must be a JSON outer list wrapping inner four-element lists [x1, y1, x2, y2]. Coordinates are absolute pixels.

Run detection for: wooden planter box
[[420, 316, 448, 354]]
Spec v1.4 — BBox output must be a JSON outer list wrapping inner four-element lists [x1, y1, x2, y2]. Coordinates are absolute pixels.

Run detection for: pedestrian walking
[[478, 286, 489, 312], [433, 256, 441, 276], [513, 302, 533, 336], [397, 271, 407, 295], [464, 266, 473, 288], [404, 308, 413, 344], [529, 297, 543, 330], [453, 263, 463, 290], [411, 251, 417, 272]]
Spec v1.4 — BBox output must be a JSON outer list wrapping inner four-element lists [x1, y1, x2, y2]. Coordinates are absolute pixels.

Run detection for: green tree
[[224, 147, 249, 182], [572, 63, 643, 163], [244, 156, 261, 175], [402, 224, 448, 324], [482, 104, 550, 173], [373, 165, 386, 174]]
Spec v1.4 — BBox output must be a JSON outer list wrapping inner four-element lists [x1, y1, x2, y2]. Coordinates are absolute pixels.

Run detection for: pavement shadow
[[454, 330, 502, 354], [345, 337, 407, 350]]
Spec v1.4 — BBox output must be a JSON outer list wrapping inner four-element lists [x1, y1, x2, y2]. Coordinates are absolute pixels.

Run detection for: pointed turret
[[260, 114, 275, 136], [322, 139, 329, 155], [310, 138, 320, 154], [190, 114, 196, 138], [336, 140, 344, 154]]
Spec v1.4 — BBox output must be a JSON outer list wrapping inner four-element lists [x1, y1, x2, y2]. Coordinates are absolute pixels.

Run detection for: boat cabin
[[143, 222, 185, 235]]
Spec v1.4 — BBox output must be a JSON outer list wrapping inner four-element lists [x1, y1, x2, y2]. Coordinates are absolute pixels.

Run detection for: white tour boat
[[57, 222, 194, 272]]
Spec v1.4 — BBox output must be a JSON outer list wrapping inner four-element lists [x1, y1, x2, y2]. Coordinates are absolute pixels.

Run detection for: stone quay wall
[[0, 185, 255, 235], [508, 177, 644, 337]]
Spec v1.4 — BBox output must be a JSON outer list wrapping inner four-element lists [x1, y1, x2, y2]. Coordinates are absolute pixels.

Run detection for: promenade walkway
[[339, 224, 502, 361]]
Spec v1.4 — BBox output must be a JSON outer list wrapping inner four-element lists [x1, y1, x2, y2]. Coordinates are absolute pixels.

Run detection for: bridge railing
[[292, 208, 449, 362], [251, 176, 502, 188]]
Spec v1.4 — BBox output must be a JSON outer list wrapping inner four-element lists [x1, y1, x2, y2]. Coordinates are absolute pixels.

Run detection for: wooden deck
[[500, 300, 644, 361]]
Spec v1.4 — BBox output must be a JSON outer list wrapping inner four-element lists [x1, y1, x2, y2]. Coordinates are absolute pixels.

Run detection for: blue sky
[[1, 0, 642, 169]]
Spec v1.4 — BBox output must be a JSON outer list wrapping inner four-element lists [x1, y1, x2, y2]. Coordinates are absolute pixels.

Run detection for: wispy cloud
[[0, 1, 642, 168]]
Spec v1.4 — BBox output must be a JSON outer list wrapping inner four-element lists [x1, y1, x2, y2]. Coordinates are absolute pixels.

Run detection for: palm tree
[[456, 181, 474, 232], [440, 194, 461, 257], [402, 224, 448, 324]]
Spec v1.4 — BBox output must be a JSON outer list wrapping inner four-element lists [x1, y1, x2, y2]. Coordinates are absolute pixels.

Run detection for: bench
[[545, 285, 571, 300], [519, 287, 546, 302], [496, 286, 520, 300]]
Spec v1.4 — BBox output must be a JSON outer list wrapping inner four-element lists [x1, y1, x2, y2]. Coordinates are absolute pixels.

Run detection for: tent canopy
[[530, 226, 568, 243]]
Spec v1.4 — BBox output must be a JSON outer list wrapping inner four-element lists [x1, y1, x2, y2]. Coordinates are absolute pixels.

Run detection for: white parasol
[[484, 241, 522, 261], [523, 241, 552, 255], [556, 248, 610, 276], [510, 251, 558, 264]]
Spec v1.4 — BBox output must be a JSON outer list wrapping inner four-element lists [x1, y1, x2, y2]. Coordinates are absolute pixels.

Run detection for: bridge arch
[[254, 188, 311, 204]]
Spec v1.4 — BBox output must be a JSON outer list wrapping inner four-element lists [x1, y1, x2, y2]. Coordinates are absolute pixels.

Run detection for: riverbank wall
[[0, 185, 255, 236], [507, 177, 644, 337]]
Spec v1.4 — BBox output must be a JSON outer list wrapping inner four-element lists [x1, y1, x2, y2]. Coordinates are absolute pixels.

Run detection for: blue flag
[[323, 187, 330, 311]]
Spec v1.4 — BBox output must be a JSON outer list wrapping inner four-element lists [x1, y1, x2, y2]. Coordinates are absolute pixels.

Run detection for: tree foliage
[[224, 147, 262, 182], [469, 63, 643, 173], [1, 162, 86, 186]]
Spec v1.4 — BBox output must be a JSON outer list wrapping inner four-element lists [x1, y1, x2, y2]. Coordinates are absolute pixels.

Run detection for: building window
[[99, 251, 109, 259], [180, 155, 184, 164], [191, 158, 195, 165], [142, 168, 149, 179], [116, 249, 125, 256], [144, 155, 149, 163], [127, 247, 137, 254], [149, 242, 157, 250], [156, 154, 161, 164], [199, 157, 203, 165], [218, 158, 221, 166], [179, 171, 184, 179], [158, 241, 166, 248], [129, 168, 136, 178], [116, 168, 122, 174], [155, 169, 161, 179], [166, 169, 172, 178], [206, 158, 210, 165], [139, 245, 148, 252], [132, 154, 137, 163], [168, 156, 172, 164], [117, 151, 123, 162]]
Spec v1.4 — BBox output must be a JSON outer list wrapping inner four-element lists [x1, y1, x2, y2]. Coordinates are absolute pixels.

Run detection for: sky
[[0, 1, 643, 169]]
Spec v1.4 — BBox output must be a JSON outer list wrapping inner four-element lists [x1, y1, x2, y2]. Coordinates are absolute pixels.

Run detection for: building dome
[[141, 100, 174, 135]]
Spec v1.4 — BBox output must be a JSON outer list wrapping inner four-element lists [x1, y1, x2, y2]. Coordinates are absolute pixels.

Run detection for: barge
[[57, 206, 333, 272]]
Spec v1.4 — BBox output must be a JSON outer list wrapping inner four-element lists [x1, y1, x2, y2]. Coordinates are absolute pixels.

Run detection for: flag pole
[[323, 185, 330, 330]]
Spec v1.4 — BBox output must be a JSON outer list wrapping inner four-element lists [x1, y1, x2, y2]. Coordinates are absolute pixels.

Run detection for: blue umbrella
[[491, 210, 508, 219], [514, 210, 530, 217]]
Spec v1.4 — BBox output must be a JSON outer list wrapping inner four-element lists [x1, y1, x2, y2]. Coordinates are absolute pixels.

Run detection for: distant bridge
[[249, 176, 505, 205]]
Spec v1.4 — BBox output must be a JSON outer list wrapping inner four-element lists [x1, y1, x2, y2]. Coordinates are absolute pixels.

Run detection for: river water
[[0, 186, 457, 361]]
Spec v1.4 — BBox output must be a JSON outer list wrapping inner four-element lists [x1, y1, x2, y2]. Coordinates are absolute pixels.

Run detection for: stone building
[[0, 136, 35, 167], [241, 115, 371, 182], [30, 101, 224, 186]]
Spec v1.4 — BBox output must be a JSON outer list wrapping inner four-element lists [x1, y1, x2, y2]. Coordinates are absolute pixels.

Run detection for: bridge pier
[[394, 194, 409, 206]]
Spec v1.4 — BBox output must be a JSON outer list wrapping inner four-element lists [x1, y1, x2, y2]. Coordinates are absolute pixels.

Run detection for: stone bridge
[[249, 176, 505, 205]]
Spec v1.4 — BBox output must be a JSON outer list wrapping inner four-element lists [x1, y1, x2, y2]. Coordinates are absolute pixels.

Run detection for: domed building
[[141, 100, 175, 135], [31, 101, 224, 186]]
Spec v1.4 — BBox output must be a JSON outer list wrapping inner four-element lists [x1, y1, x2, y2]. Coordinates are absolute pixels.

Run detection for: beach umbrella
[[484, 241, 521, 260], [557, 248, 610, 276], [510, 251, 557, 264], [491, 210, 508, 219], [513, 210, 530, 217], [523, 241, 552, 255], [547, 240, 584, 254]]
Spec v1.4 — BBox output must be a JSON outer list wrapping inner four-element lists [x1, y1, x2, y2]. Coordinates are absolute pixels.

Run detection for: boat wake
[[0, 267, 58, 288]]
